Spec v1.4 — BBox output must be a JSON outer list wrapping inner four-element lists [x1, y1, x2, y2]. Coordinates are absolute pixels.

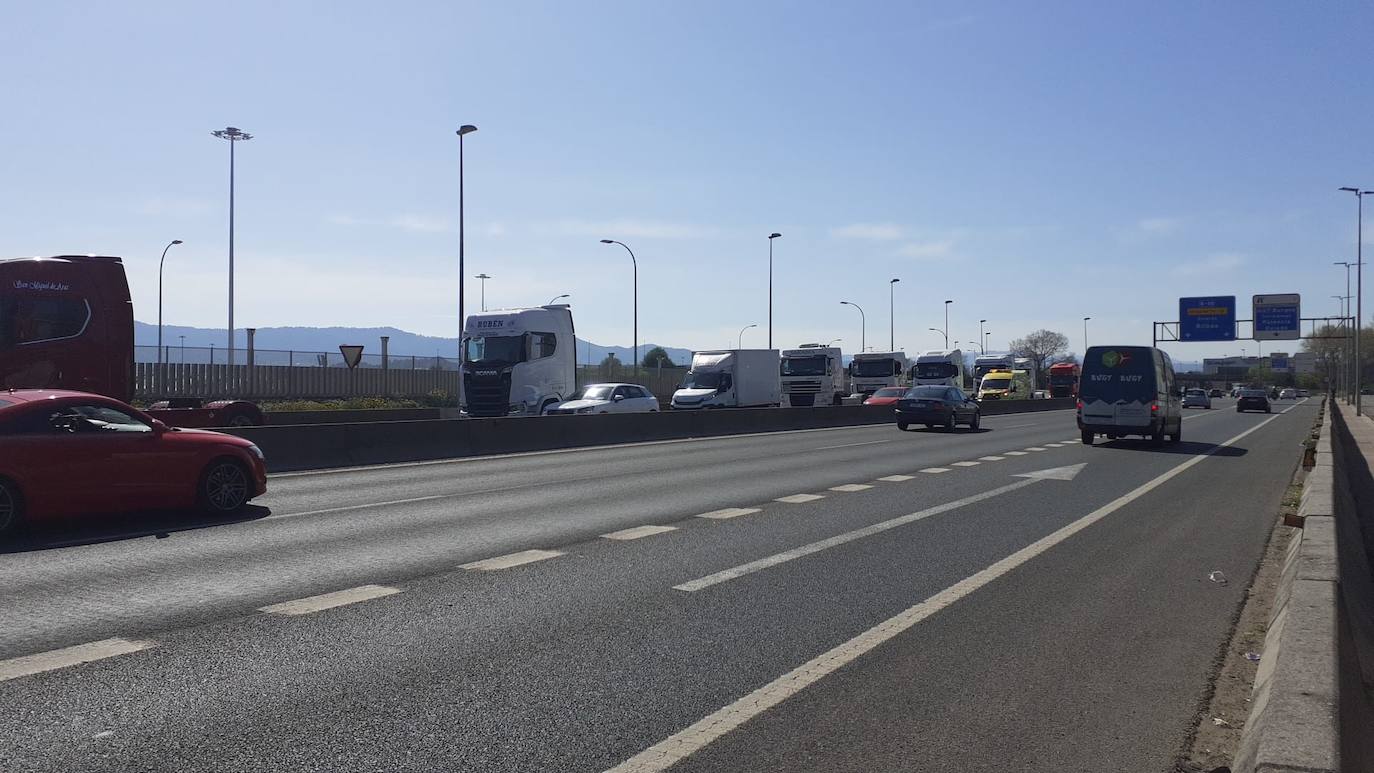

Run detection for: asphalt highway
[[0, 398, 1316, 772]]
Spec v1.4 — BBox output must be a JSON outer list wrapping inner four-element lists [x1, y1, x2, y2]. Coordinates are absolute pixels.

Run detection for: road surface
[[0, 399, 1315, 772]]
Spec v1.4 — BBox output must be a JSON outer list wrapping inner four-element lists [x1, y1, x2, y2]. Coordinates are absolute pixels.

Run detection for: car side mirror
[[151, 418, 170, 434], [612, 395, 624, 402]]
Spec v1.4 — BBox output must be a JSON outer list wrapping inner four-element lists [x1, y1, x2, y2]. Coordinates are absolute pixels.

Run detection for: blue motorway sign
[[1253, 294, 1301, 340], [1179, 296, 1236, 342]]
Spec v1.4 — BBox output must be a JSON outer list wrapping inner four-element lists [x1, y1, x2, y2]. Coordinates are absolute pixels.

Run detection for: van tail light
[[1076, 400, 1083, 411], [1150, 402, 1160, 414]]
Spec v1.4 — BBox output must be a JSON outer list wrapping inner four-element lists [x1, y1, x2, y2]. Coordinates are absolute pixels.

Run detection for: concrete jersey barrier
[[1233, 399, 1374, 773], [226, 398, 1076, 472]]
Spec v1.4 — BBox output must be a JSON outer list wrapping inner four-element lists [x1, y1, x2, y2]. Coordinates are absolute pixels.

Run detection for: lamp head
[[171, 239, 183, 245], [457, 125, 478, 136], [769, 232, 782, 239], [600, 239, 614, 244]]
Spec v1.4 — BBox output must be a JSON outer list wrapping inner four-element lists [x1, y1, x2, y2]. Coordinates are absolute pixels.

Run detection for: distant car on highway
[[544, 383, 659, 415], [1236, 388, 1271, 414], [0, 390, 267, 536], [1278, 388, 1297, 400], [1298, 389, 1311, 398], [1209, 388, 1224, 398], [894, 385, 981, 432], [1182, 388, 1212, 409], [863, 386, 908, 406]]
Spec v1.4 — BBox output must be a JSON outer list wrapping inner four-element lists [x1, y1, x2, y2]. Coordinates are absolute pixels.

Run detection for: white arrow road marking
[[673, 465, 1084, 593], [610, 413, 1283, 773]]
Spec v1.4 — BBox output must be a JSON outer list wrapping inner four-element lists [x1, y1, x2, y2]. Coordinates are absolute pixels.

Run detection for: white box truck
[[780, 344, 845, 407], [460, 305, 577, 417], [672, 349, 781, 409], [848, 351, 907, 396], [912, 349, 965, 388]]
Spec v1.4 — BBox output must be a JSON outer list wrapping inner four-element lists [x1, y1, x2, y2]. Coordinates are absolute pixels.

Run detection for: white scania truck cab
[[461, 305, 576, 417], [780, 344, 844, 407], [973, 354, 1013, 381], [671, 349, 781, 409], [848, 351, 907, 397], [912, 349, 965, 388]]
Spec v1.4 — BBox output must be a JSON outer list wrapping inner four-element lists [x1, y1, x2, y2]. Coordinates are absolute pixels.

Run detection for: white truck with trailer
[[780, 344, 845, 407], [671, 349, 781, 409], [460, 305, 577, 417], [847, 351, 907, 397], [912, 349, 965, 388]]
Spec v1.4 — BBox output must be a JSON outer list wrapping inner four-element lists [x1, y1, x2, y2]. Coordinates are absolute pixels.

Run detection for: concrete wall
[[1233, 399, 1374, 773], [227, 399, 1075, 472]]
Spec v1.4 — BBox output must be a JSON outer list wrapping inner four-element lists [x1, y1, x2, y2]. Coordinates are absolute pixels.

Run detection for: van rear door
[[1081, 347, 1156, 427]]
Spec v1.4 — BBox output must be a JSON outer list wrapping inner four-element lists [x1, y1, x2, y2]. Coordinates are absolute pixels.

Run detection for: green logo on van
[[1100, 350, 1133, 368]]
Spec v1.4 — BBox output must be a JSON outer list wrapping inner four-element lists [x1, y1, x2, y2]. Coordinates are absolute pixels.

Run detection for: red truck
[[1, 255, 264, 427], [1047, 361, 1081, 399]]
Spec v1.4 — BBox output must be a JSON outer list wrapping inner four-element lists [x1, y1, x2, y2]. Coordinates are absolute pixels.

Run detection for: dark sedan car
[[895, 385, 981, 432], [1236, 388, 1272, 414]]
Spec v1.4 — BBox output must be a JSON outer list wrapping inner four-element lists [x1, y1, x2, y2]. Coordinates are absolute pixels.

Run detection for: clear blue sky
[[3, 1, 1371, 361]]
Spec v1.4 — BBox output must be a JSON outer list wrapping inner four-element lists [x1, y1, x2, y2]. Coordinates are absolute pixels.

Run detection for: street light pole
[[457, 124, 477, 346], [212, 127, 252, 365], [157, 239, 184, 369], [1341, 187, 1369, 413], [840, 301, 865, 353], [475, 273, 491, 311], [889, 278, 900, 352], [1083, 316, 1091, 354], [979, 319, 987, 355], [547, 294, 570, 305], [600, 239, 639, 375], [768, 233, 781, 350], [738, 323, 757, 349], [943, 300, 953, 348]]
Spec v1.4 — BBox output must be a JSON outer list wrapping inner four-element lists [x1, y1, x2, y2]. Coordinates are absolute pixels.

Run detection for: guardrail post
[[381, 335, 390, 397]]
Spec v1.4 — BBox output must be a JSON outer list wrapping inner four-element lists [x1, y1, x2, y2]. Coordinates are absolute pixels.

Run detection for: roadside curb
[[1233, 398, 1374, 773]]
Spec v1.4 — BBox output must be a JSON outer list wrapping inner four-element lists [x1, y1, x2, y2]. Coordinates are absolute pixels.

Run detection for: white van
[[1078, 345, 1182, 445]]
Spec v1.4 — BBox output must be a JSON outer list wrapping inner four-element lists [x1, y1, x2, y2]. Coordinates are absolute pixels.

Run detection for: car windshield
[[464, 335, 524, 364], [852, 359, 896, 377], [1186, 389, 1205, 396], [781, 355, 828, 376], [682, 370, 723, 389], [904, 386, 948, 399], [982, 378, 1011, 390], [576, 386, 614, 401]]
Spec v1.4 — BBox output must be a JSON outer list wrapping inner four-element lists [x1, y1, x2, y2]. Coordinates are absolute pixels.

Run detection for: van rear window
[[1080, 347, 1156, 403]]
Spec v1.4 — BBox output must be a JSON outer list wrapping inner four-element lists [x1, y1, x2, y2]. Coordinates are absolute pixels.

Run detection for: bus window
[[1, 296, 90, 347]]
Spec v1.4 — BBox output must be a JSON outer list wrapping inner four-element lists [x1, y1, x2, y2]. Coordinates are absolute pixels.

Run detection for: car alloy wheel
[[203, 461, 250, 513], [0, 480, 19, 535]]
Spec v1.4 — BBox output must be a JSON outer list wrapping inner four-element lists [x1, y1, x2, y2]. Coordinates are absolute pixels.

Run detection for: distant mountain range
[[132, 321, 694, 368]]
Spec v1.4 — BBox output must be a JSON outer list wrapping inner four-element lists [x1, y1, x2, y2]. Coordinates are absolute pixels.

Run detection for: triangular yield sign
[[339, 345, 365, 369]]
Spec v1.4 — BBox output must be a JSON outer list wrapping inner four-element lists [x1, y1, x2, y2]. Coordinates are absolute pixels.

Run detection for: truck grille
[[463, 371, 511, 417], [783, 380, 822, 394]]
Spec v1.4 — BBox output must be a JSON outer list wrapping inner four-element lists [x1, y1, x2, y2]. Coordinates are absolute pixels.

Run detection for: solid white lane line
[[0, 638, 155, 682], [814, 440, 893, 451], [616, 411, 1287, 773], [829, 484, 874, 492], [259, 585, 401, 616], [979, 456, 1006, 462], [461, 549, 564, 571], [674, 477, 1041, 593], [951, 461, 981, 467], [877, 475, 915, 482], [275, 495, 446, 519], [602, 525, 678, 541], [775, 494, 825, 504], [1004, 451, 1028, 456], [1025, 447, 1048, 452], [695, 507, 762, 520], [919, 467, 951, 474]]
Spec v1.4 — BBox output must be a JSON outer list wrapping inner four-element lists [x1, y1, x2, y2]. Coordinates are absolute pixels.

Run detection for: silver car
[[1182, 388, 1212, 409]]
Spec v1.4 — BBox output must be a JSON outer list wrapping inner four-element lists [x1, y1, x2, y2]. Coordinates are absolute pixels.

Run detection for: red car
[[0, 390, 267, 535], [863, 386, 909, 406]]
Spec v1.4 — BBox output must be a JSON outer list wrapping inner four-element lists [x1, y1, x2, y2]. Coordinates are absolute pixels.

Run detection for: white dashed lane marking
[[259, 585, 401, 616], [461, 549, 564, 571], [829, 484, 873, 492], [979, 456, 1006, 461], [602, 525, 678, 541], [1025, 447, 1048, 452], [919, 468, 951, 474], [1045, 443, 1065, 448], [695, 507, 762, 520], [1004, 451, 1028, 456], [951, 461, 981, 467], [775, 494, 825, 504], [0, 638, 155, 682], [878, 475, 915, 482]]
